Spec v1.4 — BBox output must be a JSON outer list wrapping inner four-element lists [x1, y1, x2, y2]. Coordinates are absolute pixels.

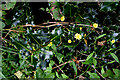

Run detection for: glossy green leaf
[[110, 53, 119, 63], [86, 52, 94, 61], [101, 66, 105, 75], [96, 34, 106, 40], [93, 58, 97, 67], [82, 57, 93, 64], [61, 74, 69, 78], [72, 61, 77, 75], [55, 72, 60, 78]]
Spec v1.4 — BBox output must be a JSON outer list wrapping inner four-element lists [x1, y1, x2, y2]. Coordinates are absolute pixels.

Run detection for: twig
[[77, 50, 113, 62], [52, 60, 85, 69], [91, 65, 106, 80], [54, 63, 65, 74]]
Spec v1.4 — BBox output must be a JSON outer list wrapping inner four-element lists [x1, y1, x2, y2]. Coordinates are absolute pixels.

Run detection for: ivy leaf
[[110, 53, 119, 63], [72, 61, 77, 75], [53, 8, 61, 20]]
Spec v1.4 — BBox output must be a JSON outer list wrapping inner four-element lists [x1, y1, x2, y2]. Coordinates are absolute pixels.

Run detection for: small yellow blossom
[[80, 27, 82, 30], [75, 33, 82, 40], [48, 42, 52, 46], [84, 34, 87, 37], [61, 16, 65, 21], [111, 40, 115, 44], [32, 47, 35, 51], [93, 23, 98, 28], [68, 39, 72, 43]]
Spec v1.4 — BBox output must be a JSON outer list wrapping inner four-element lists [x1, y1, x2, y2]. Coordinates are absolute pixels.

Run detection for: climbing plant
[[1, 1, 120, 79]]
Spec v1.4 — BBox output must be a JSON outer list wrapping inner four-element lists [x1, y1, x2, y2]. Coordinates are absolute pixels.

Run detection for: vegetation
[[0, 1, 120, 79]]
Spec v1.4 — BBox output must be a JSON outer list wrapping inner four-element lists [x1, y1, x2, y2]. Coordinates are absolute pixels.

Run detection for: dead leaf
[[79, 75, 86, 80], [97, 40, 106, 46], [14, 71, 23, 79], [84, 38, 87, 46]]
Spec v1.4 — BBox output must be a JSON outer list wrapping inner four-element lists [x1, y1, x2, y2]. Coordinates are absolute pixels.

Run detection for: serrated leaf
[[61, 74, 69, 78], [96, 34, 106, 40], [110, 53, 119, 63], [72, 61, 77, 75], [93, 58, 97, 67], [86, 52, 94, 61]]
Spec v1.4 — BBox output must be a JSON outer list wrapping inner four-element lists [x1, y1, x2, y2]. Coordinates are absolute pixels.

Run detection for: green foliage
[[110, 53, 119, 63], [1, 2, 120, 80], [87, 71, 100, 78]]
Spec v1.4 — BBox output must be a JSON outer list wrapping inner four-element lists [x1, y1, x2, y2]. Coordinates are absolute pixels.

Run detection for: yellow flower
[[93, 23, 98, 28], [80, 27, 82, 30], [75, 33, 82, 40], [68, 39, 72, 43], [48, 42, 52, 46], [111, 40, 115, 44], [61, 16, 65, 21]]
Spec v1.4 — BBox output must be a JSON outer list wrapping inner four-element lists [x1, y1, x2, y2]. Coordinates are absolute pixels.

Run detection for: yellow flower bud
[[111, 40, 115, 44], [93, 23, 98, 28], [61, 16, 65, 21], [48, 42, 52, 46]]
